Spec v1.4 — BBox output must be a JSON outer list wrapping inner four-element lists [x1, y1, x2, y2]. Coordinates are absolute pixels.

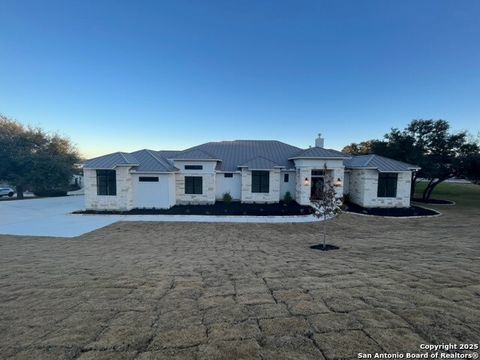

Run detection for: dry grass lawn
[[1, 188, 479, 359]]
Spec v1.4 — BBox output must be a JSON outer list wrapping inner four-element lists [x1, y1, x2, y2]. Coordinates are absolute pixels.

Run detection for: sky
[[1, 0, 479, 158]]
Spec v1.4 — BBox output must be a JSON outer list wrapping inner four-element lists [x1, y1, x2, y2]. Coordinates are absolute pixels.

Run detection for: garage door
[[134, 175, 172, 209]]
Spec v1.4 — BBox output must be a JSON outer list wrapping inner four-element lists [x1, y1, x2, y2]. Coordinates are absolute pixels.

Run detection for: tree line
[[342, 119, 480, 201], [1, 115, 478, 202], [0, 115, 81, 198]]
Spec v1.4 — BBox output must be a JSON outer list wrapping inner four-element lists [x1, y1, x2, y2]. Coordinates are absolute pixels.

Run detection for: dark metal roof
[[86, 141, 402, 173], [239, 156, 283, 170], [83, 152, 139, 169], [179, 140, 302, 171], [171, 148, 219, 161], [344, 154, 420, 172], [290, 147, 350, 159], [130, 149, 178, 172]]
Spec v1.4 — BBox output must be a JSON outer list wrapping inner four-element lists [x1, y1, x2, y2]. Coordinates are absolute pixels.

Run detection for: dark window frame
[[139, 176, 159, 182], [96, 170, 117, 196], [185, 176, 203, 194], [377, 173, 398, 197], [224, 173, 233, 178], [252, 171, 270, 193], [284, 173, 289, 182], [185, 165, 203, 170]]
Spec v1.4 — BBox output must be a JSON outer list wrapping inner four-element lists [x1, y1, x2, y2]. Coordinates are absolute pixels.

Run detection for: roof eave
[[83, 163, 139, 170], [289, 156, 351, 160], [170, 158, 221, 162], [130, 170, 178, 174]]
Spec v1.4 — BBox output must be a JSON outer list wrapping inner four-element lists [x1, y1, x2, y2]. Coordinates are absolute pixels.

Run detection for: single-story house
[[83, 135, 420, 211]]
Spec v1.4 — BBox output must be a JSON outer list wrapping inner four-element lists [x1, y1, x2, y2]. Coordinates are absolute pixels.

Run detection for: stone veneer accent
[[295, 166, 345, 205], [241, 169, 281, 203], [175, 173, 216, 205], [84, 167, 134, 211], [348, 169, 411, 208]]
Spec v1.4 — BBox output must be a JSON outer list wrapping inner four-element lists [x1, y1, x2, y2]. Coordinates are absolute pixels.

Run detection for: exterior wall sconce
[[304, 177, 309, 186], [334, 178, 342, 187]]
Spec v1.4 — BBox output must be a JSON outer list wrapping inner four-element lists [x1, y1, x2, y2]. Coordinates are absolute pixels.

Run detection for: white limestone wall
[[348, 169, 365, 206], [293, 159, 345, 205], [241, 169, 281, 203], [84, 167, 134, 211], [343, 171, 350, 195], [215, 173, 241, 201], [348, 169, 411, 208], [279, 171, 296, 201], [174, 160, 217, 205], [175, 173, 215, 204]]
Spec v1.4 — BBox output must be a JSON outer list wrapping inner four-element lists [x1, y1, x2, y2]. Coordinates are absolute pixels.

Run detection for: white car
[[0, 187, 15, 197]]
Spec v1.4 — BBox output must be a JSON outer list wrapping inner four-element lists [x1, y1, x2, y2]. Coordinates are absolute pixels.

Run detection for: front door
[[310, 176, 324, 200]]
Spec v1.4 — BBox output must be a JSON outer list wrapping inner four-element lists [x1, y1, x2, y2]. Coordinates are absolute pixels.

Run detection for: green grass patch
[[415, 181, 480, 208]]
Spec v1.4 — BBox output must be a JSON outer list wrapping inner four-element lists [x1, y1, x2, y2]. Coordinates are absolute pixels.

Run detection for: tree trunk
[[323, 214, 326, 249], [410, 172, 418, 198], [423, 179, 446, 201], [422, 179, 435, 202], [16, 185, 24, 199]]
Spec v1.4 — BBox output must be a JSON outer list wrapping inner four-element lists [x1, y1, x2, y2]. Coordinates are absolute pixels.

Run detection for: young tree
[[0, 115, 81, 198], [310, 165, 342, 250]]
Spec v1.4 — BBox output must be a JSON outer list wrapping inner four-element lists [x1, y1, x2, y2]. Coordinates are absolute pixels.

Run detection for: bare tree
[[310, 165, 342, 250]]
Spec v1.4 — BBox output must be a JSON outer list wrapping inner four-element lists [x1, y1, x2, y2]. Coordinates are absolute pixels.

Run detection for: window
[[284, 173, 289, 182], [185, 165, 203, 170], [252, 171, 269, 193], [377, 173, 398, 197], [96, 170, 116, 196], [185, 176, 203, 194], [224, 173, 233, 178], [139, 176, 159, 182]]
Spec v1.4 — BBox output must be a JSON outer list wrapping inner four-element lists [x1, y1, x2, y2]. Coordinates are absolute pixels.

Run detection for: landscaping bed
[[412, 198, 455, 205], [76, 201, 315, 216], [343, 202, 439, 217]]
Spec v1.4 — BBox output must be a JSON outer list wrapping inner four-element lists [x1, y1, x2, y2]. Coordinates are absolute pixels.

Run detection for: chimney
[[315, 133, 324, 148]]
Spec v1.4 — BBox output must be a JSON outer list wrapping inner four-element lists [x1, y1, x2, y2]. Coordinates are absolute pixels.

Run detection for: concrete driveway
[[0, 196, 318, 237], [0, 196, 121, 237]]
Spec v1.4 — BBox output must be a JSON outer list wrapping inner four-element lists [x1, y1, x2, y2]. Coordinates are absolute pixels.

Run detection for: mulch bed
[[412, 198, 455, 205], [75, 201, 315, 216], [343, 202, 439, 217], [310, 244, 340, 251]]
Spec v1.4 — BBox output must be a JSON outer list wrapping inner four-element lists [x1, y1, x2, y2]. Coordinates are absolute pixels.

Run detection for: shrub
[[223, 192, 232, 204], [284, 191, 293, 204]]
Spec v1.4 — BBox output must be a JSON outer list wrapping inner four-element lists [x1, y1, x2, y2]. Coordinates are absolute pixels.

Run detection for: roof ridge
[[119, 152, 135, 163], [176, 147, 218, 159], [145, 149, 173, 168], [364, 154, 376, 166]]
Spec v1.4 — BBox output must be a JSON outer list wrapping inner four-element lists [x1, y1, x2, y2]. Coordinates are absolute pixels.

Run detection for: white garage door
[[134, 175, 172, 209]]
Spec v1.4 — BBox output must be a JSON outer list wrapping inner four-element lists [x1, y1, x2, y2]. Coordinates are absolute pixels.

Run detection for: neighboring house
[[83, 135, 420, 211]]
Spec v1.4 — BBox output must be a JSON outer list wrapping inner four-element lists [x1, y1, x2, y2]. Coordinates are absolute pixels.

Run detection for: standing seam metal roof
[[84, 141, 420, 173], [344, 154, 420, 172]]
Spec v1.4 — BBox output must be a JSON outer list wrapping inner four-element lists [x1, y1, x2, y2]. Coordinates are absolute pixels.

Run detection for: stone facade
[[293, 159, 345, 205], [83, 157, 414, 210], [84, 167, 134, 211], [175, 173, 216, 205], [241, 169, 281, 203], [347, 169, 411, 208]]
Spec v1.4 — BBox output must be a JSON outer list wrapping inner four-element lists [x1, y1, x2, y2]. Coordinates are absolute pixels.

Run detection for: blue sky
[[1, 0, 479, 158]]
